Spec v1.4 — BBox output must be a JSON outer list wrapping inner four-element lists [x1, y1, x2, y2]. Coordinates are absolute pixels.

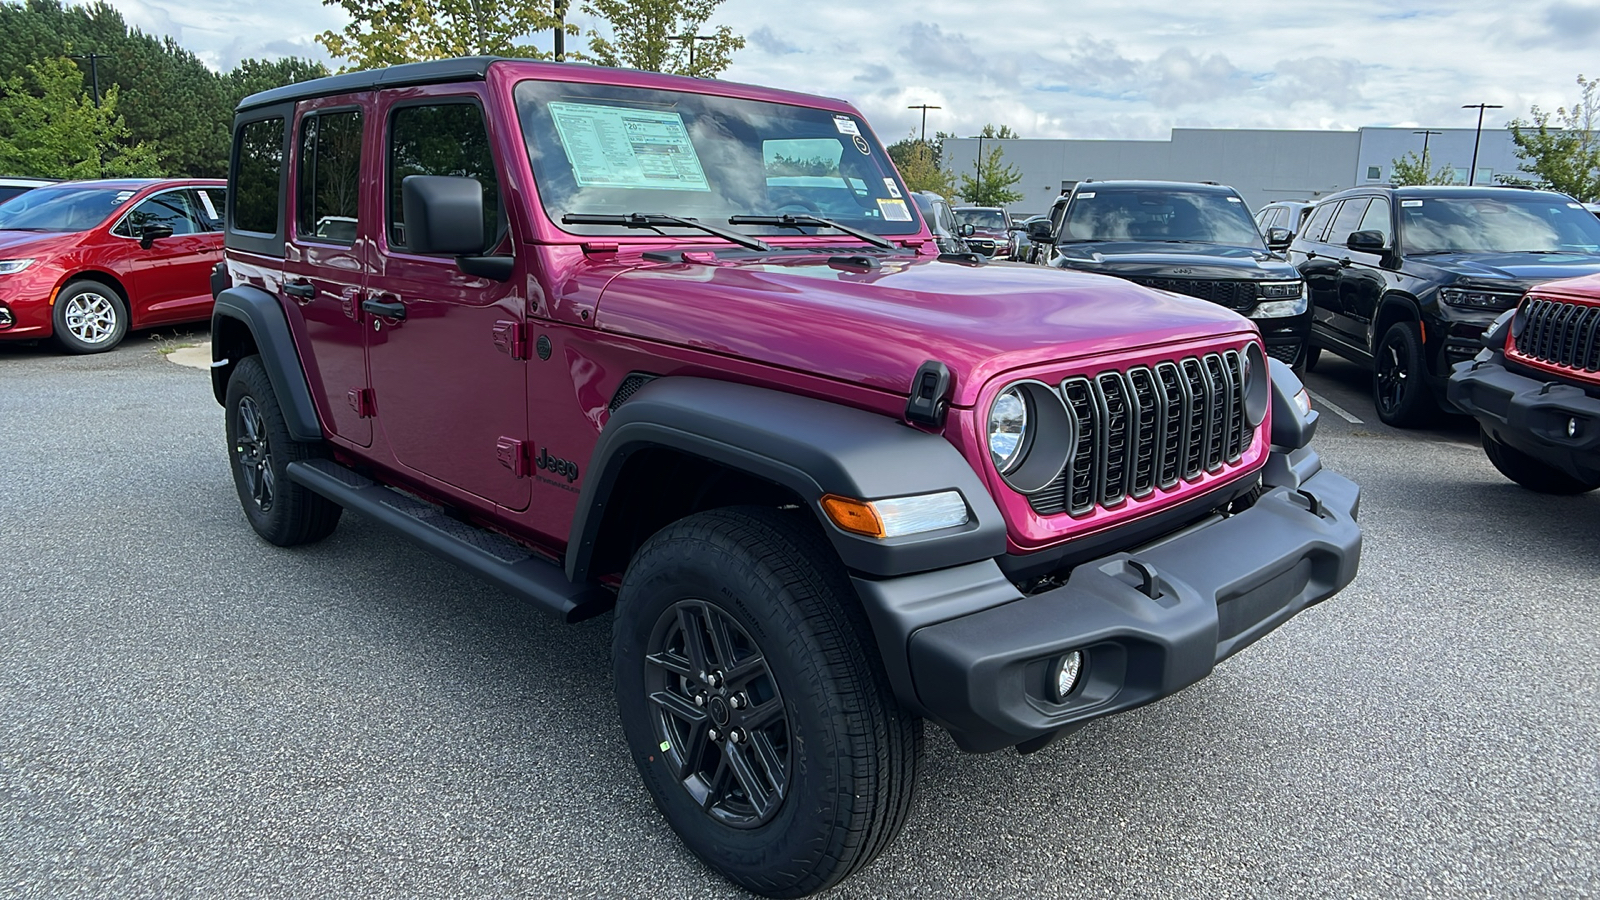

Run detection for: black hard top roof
[[237, 56, 495, 113]]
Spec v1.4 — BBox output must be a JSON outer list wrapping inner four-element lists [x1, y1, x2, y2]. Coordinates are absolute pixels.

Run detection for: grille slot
[[1128, 277, 1262, 311], [1027, 351, 1255, 518], [1518, 298, 1600, 372]]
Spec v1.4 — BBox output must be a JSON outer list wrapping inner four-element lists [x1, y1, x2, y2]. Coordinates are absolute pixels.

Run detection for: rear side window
[[387, 101, 500, 252], [297, 110, 364, 245], [233, 117, 284, 235], [1326, 199, 1371, 246], [1357, 197, 1391, 244], [1301, 201, 1337, 243], [192, 188, 226, 231]]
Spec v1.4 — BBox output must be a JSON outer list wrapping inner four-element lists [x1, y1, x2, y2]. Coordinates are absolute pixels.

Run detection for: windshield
[[0, 184, 134, 232], [514, 80, 919, 239], [1399, 195, 1600, 254], [954, 208, 1006, 230], [1060, 189, 1263, 247]]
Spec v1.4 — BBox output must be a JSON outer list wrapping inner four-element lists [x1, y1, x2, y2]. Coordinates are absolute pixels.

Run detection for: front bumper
[[854, 453, 1361, 752], [1448, 354, 1600, 483]]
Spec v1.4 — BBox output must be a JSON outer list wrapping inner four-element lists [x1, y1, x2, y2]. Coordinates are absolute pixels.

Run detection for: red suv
[[0, 178, 226, 352]]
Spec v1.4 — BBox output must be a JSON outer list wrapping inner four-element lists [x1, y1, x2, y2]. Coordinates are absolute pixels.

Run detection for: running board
[[287, 458, 611, 623]]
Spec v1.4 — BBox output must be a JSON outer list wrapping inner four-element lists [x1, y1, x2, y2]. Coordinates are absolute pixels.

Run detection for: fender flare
[[210, 285, 323, 442], [567, 377, 1007, 581]]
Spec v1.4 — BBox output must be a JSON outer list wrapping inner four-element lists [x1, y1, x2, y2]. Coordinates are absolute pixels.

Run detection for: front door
[[365, 91, 530, 510], [115, 187, 220, 325]]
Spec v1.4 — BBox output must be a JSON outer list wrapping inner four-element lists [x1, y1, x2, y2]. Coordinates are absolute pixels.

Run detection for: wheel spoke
[[644, 649, 694, 678], [701, 753, 731, 811], [724, 743, 775, 818], [704, 608, 738, 669], [740, 696, 785, 730], [722, 652, 767, 690], [649, 689, 708, 726], [676, 604, 711, 674], [749, 730, 787, 800]]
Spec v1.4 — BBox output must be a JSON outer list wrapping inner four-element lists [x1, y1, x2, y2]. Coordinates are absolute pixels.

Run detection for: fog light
[[1053, 651, 1083, 701], [1569, 418, 1579, 438]]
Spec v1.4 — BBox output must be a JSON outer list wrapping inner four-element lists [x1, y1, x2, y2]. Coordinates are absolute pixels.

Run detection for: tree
[[1389, 149, 1456, 186], [226, 57, 330, 108], [886, 136, 954, 196], [317, 0, 573, 70], [958, 141, 1024, 206], [0, 55, 160, 178], [1506, 74, 1600, 202], [977, 123, 1020, 139], [581, 0, 743, 77]]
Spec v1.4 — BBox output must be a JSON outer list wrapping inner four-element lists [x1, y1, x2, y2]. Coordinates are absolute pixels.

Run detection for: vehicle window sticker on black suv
[[388, 101, 500, 252], [1326, 198, 1370, 247], [297, 110, 363, 246], [234, 117, 284, 235]]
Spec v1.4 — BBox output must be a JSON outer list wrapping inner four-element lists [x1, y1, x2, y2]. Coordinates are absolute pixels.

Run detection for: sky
[[88, 0, 1600, 143]]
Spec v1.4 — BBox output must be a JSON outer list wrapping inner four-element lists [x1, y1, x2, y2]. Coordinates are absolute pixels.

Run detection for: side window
[[233, 117, 284, 235], [1356, 197, 1391, 245], [116, 191, 203, 238], [1301, 201, 1338, 244], [387, 101, 500, 252], [296, 110, 363, 245], [1326, 198, 1371, 246], [192, 188, 225, 231]]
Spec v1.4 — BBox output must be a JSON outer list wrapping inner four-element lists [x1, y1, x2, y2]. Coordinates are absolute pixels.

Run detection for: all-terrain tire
[[1482, 430, 1600, 495], [224, 355, 342, 546], [613, 506, 921, 898]]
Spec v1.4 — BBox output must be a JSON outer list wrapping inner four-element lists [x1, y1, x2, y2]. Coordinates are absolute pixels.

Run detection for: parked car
[[1288, 185, 1600, 426], [1254, 199, 1313, 245], [952, 205, 1019, 258], [910, 191, 971, 255], [0, 178, 227, 352], [0, 175, 57, 206], [212, 57, 1360, 898], [1026, 180, 1311, 368], [1449, 274, 1600, 493]]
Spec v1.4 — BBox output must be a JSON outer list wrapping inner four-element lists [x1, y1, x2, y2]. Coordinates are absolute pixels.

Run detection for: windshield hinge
[[905, 360, 953, 429]]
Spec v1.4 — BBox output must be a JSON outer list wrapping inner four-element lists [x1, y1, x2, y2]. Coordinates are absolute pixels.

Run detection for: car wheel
[[1372, 321, 1435, 428], [51, 280, 128, 354], [224, 355, 343, 546], [1481, 430, 1600, 494], [613, 506, 921, 898]]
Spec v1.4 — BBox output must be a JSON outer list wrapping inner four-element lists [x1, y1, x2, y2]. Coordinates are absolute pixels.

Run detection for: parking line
[[1306, 390, 1363, 424]]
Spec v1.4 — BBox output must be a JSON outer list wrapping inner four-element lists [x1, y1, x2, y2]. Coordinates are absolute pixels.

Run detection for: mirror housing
[[1347, 230, 1387, 253], [139, 223, 174, 250], [401, 175, 486, 255], [1026, 219, 1054, 243], [957, 223, 975, 237], [1264, 226, 1293, 251]]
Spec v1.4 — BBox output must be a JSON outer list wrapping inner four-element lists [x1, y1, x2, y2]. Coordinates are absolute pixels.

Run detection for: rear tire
[[1482, 430, 1600, 494], [613, 507, 921, 898], [1373, 320, 1435, 428], [1301, 343, 1321, 373], [224, 355, 342, 546]]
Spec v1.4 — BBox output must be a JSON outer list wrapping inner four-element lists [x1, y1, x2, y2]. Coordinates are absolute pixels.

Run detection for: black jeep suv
[[1027, 181, 1310, 368], [1288, 185, 1600, 427]]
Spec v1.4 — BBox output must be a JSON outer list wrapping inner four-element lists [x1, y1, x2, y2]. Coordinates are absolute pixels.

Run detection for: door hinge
[[493, 320, 530, 360], [496, 436, 531, 477], [347, 388, 376, 418]]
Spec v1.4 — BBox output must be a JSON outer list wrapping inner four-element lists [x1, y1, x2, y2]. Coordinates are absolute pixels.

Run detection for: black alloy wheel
[[645, 598, 790, 827], [234, 394, 274, 513], [1373, 320, 1434, 428], [224, 356, 342, 546]]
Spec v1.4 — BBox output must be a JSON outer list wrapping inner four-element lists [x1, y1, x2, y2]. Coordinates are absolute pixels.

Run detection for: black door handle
[[361, 297, 407, 319], [1338, 257, 1352, 268], [284, 281, 315, 299]]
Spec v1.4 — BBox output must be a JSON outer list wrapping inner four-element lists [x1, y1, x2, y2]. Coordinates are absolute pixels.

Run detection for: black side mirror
[[1027, 219, 1054, 242], [1007, 223, 1025, 232], [958, 223, 975, 237], [139, 223, 174, 250], [1347, 230, 1387, 253], [401, 175, 486, 256], [1265, 226, 1293, 251]]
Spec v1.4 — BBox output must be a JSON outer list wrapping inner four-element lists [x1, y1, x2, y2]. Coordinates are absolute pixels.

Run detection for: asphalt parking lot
[[3, 333, 1597, 899]]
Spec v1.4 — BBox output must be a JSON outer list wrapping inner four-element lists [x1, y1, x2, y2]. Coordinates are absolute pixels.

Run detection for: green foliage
[[317, 0, 574, 70], [1389, 149, 1456, 186], [886, 137, 954, 196], [976, 123, 1020, 139], [227, 57, 331, 108], [0, 55, 160, 177], [958, 142, 1024, 206], [1506, 74, 1600, 202], [580, 0, 743, 77]]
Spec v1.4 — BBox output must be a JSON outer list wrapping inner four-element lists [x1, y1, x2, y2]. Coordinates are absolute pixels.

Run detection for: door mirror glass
[[958, 223, 975, 237], [1265, 226, 1293, 251]]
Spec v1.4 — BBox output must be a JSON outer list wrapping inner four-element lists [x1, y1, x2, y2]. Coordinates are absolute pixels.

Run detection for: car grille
[[1028, 350, 1252, 517], [1128, 277, 1261, 312], [968, 238, 998, 255], [1265, 342, 1300, 365], [1514, 297, 1600, 372]]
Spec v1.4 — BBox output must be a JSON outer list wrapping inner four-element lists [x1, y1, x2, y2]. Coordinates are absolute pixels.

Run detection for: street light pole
[[553, 0, 567, 61], [669, 33, 711, 73], [1462, 102, 1503, 185], [1413, 129, 1442, 173], [975, 135, 985, 201], [907, 103, 940, 143], [69, 52, 105, 107]]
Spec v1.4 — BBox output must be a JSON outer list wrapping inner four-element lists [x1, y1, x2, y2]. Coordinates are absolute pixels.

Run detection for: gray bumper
[[1449, 356, 1600, 484]]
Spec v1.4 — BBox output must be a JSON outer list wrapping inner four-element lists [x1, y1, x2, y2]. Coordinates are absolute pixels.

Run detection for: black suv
[[1027, 181, 1310, 368], [1288, 185, 1600, 427]]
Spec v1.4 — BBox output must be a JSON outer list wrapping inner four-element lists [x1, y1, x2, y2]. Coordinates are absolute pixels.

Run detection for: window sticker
[[1569, 202, 1584, 209], [852, 134, 871, 155], [833, 115, 861, 136], [1077, 191, 1096, 199], [878, 198, 912, 222], [1226, 196, 1241, 203], [196, 190, 219, 220], [1401, 199, 1423, 207], [548, 101, 710, 191], [114, 190, 135, 203], [882, 177, 901, 199]]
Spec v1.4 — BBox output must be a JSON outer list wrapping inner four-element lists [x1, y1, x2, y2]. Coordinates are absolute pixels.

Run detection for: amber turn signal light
[[819, 494, 886, 538]]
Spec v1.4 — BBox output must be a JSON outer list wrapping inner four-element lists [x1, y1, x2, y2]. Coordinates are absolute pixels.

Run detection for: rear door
[[1337, 196, 1393, 349], [1294, 200, 1344, 345]]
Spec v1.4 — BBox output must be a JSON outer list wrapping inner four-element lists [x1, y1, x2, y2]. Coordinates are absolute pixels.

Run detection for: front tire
[[52, 280, 128, 354], [1373, 320, 1435, 428], [224, 355, 342, 546], [1482, 430, 1600, 494], [613, 507, 921, 898]]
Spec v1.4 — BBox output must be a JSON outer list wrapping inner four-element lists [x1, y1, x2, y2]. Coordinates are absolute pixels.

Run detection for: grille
[[1265, 342, 1300, 365], [1028, 350, 1251, 517], [1516, 297, 1600, 372], [1129, 277, 1262, 312]]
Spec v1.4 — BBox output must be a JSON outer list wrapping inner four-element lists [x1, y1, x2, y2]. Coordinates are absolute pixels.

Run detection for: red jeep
[[212, 58, 1361, 897]]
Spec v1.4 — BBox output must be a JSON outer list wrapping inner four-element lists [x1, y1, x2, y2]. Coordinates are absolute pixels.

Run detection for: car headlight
[[1251, 281, 1307, 318], [988, 381, 1077, 494], [1440, 287, 1522, 311], [0, 259, 35, 275]]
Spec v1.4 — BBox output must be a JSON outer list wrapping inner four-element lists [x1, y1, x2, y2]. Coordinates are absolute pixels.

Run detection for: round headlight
[[1243, 343, 1269, 427], [989, 387, 1029, 473]]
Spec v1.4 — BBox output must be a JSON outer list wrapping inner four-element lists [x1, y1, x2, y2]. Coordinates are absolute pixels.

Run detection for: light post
[[69, 52, 105, 107], [553, 0, 567, 61], [907, 103, 940, 143], [1413, 129, 1441, 176], [670, 33, 712, 73], [1462, 102, 1503, 185], [975, 135, 984, 202]]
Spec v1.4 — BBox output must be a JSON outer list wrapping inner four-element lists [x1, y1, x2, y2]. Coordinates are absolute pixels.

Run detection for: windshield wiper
[[729, 214, 896, 250], [562, 213, 771, 252]]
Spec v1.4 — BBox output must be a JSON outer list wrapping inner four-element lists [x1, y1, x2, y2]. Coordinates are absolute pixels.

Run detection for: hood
[[1410, 251, 1600, 288], [589, 253, 1255, 406], [1054, 241, 1296, 280], [0, 230, 81, 256]]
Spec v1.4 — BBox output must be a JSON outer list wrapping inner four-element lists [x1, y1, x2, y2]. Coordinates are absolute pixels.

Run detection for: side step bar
[[287, 458, 612, 623]]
